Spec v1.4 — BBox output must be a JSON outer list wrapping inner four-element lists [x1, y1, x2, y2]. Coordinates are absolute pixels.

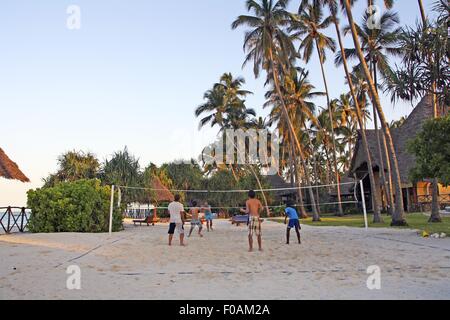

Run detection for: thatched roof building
[[151, 176, 174, 202], [347, 95, 450, 211], [0, 148, 30, 182], [266, 174, 297, 200], [349, 95, 435, 187]]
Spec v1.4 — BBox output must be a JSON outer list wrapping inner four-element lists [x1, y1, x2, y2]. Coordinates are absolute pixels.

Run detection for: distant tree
[[408, 116, 450, 222], [100, 147, 142, 204], [160, 160, 205, 202], [43, 150, 99, 187]]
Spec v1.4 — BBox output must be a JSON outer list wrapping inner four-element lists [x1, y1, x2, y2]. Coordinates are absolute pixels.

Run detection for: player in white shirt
[[167, 194, 186, 246]]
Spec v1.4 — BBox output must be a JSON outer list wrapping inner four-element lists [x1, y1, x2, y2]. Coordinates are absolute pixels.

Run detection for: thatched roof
[[266, 174, 296, 197], [0, 148, 30, 182], [349, 95, 435, 186], [151, 176, 174, 202]]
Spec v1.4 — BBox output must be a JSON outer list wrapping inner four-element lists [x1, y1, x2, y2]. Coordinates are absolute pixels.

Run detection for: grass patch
[[269, 213, 450, 235]]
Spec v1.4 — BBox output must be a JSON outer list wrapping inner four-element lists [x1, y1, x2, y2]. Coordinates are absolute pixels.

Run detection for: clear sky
[[0, 0, 437, 206]]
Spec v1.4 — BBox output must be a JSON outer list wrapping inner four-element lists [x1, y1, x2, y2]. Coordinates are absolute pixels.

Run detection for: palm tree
[[290, 2, 345, 216], [385, 9, 449, 222], [43, 150, 100, 187], [232, 0, 320, 219], [342, 0, 406, 225], [265, 68, 323, 218], [337, 9, 402, 216], [308, 0, 382, 221], [333, 94, 359, 170], [195, 73, 255, 131]]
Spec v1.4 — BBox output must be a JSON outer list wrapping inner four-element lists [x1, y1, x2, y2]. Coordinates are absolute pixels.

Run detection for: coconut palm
[[337, 9, 402, 216], [290, 2, 346, 216], [298, 0, 382, 219], [232, 0, 320, 219], [195, 73, 255, 131], [265, 68, 324, 218], [384, 11, 449, 222], [342, 0, 406, 225]]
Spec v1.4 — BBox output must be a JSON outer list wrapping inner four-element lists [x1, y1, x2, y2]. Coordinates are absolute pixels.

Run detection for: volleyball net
[[106, 179, 370, 234]]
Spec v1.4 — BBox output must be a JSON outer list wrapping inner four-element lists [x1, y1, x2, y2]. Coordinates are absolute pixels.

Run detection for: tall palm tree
[[195, 73, 255, 131], [334, 94, 359, 169], [343, 0, 406, 225], [232, 0, 320, 219], [308, 0, 382, 221], [337, 9, 402, 216], [265, 68, 324, 217], [290, 2, 345, 216]]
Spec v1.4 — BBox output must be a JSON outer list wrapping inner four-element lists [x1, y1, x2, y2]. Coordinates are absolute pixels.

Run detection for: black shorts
[[168, 223, 184, 235]]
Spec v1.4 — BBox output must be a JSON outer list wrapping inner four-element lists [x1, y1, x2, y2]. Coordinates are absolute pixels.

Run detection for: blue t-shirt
[[285, 207, 299, 220]]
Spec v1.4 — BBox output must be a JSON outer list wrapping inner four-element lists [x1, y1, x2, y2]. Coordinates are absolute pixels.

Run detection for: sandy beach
[[1, 219, 449, 300]]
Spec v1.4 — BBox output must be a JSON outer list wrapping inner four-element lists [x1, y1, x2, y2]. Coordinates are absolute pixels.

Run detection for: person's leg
[[177, 224, 186, 246], [206, 220, 210, 232], [198, 224, 203, 237], [257, 235, 262, 251], [248, 235, 253, 252], [295, 224, 301, 244], [286, 228, 291, 244], [180, 233, 185, 246], [168, 223, 175, 246], [188, 225, 194, 237], [210, 219, 213, 230]]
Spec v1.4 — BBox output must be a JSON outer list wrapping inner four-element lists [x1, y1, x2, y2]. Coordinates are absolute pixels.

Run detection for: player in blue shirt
[[284, 201, 301, 245]]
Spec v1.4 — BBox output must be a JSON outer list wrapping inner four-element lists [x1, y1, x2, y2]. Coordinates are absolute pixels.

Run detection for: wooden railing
[[0, 207, 30, 234], [417, 194, 450, 205]]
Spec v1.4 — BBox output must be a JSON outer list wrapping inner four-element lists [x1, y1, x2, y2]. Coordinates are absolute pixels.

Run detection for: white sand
[[1, 219, 449, 300]]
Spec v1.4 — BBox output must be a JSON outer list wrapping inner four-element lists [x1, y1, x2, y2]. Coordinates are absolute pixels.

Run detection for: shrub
[[27, 179, 123, 233]]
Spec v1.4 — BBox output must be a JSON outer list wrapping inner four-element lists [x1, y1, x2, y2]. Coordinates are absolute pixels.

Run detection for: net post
[[359, 180, 368, 230], [109, 185, 115, 235]]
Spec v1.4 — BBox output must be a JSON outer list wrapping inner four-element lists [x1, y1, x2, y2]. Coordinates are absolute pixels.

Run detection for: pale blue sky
[[0, 0, 437, 206]]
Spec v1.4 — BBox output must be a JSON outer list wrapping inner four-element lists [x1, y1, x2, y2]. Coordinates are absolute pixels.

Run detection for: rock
[[440, 233, 447, 239]]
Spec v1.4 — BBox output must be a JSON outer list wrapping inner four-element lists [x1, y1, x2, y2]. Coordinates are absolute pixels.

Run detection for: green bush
[[27, 179, 123, 233]]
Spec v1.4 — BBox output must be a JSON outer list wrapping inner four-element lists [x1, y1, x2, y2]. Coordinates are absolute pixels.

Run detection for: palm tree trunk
[[268, 48, 320, 220], [305, 125, 321, 214], [289, 139, 307, 217], [332, 19, 382, 222], [371, 60, 391, 214], [344, 0, 406, 226], [315, 40, 344, 216], [247, 164, 271, 217], [418, 0, 427, 23], [382, 131, 395, 214], [324, 146, 332, 191], [430, 178, 442, 222], [417, 0, 441, 219]]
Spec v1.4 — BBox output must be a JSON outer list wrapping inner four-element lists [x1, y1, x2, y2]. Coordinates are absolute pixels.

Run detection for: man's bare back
[[246, 198, 263, 217], [190, 207, 200, 220]]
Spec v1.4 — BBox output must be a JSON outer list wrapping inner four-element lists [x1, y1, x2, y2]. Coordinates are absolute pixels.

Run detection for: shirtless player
[[244, 190, 263, 252]]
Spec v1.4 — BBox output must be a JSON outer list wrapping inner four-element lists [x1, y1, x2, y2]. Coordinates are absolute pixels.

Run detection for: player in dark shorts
[[284, 201, 301, 245]]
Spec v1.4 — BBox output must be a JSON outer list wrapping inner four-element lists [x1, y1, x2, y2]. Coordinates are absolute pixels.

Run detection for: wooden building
[[349, 96, 449, 212]]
